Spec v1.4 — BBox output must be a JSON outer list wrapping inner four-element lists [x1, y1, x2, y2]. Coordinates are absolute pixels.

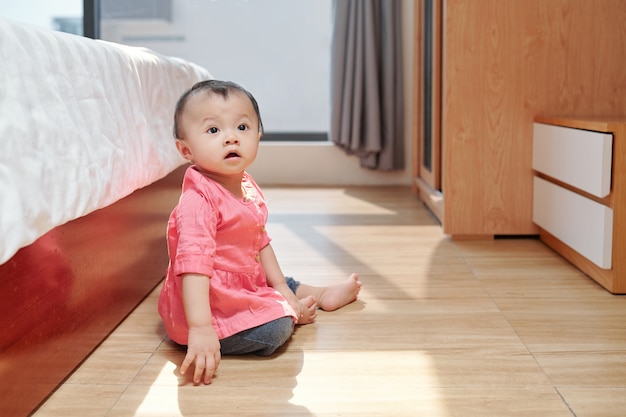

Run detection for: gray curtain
[[330, 0, 404, 171]]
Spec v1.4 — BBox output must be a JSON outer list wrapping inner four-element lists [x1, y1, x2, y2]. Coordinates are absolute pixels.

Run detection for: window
[[90, 0, 332, 141], [0, 0, 83, 35]]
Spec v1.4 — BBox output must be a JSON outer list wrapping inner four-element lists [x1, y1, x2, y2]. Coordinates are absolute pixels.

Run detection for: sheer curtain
[[330, 0, 404, 170]]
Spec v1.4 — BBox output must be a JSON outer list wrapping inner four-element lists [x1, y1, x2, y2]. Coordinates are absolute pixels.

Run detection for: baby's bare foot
[[318, 273, 362, 312], [298, 295, 317, 324]]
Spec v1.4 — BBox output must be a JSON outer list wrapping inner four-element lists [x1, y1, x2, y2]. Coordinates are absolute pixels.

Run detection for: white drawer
[[532, 123, 613, 198], [533, 176, 612, 269]]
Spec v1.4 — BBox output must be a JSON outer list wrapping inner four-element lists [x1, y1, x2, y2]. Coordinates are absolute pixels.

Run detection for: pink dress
[[158, 166, 297, 345]]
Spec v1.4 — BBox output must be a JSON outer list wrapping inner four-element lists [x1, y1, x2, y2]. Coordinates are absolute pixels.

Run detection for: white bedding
[[0, 18, 211, 265]]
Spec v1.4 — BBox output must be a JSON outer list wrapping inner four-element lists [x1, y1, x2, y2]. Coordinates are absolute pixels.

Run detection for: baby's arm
[[180, 273, 221, 385], [259, 244, 316, 322]]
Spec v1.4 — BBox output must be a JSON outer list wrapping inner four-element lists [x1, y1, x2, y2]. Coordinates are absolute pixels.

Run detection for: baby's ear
[[176, 139, 192, 160]]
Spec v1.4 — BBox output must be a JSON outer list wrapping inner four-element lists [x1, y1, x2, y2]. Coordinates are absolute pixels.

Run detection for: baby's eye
[[208, 127, 219, 134], [237, 124, 248, 131]]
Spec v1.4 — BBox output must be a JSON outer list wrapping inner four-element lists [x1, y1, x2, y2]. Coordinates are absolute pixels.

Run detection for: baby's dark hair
[[173, 79, 264, 139]]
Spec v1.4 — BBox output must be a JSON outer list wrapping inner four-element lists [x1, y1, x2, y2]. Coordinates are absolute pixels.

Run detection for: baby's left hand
[[296, 295, 318, 324]]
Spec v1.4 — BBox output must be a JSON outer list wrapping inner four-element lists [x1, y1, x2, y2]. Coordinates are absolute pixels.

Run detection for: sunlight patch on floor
[[265, 188, 398, 215], [133, 361, 181, 417], [291, 350, 448, 416]]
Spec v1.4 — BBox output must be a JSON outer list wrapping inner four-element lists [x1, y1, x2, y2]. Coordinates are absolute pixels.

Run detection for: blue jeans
[[219, 277, 300, 356]]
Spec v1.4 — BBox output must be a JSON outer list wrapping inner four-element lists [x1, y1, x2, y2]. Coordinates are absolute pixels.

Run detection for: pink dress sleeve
[[171, 189, 218, 279]]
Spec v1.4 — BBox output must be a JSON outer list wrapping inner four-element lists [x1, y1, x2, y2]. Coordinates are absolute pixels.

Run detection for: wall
[[441, 0, 626, 235]]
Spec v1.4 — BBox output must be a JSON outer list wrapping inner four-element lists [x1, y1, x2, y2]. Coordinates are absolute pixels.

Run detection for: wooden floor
[[32, 187, 626, 417]]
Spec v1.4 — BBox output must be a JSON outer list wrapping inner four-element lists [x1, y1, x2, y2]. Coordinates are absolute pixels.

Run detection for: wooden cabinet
[[532, 116, 626, 294], [413, 0, 626, 239]]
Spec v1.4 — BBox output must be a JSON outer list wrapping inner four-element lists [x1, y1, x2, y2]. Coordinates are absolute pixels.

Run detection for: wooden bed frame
[[0, 165, 186, 417]]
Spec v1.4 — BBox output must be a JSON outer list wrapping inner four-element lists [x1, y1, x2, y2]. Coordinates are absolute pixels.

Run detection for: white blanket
[[0, 18, 211, 264]]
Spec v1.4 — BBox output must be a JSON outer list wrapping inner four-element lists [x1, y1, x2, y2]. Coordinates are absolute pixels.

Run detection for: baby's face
[[177, 91, 261, 176]]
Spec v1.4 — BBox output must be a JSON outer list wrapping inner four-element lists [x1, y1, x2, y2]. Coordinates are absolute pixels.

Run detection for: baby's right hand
[[180, 325, 221, 385]]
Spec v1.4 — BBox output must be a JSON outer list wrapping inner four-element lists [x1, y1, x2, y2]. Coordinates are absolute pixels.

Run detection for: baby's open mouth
[[225, 152, 240, 159]]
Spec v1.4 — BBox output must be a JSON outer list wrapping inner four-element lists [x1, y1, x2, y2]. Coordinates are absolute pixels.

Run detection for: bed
[[0, 18, 211, 417]]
